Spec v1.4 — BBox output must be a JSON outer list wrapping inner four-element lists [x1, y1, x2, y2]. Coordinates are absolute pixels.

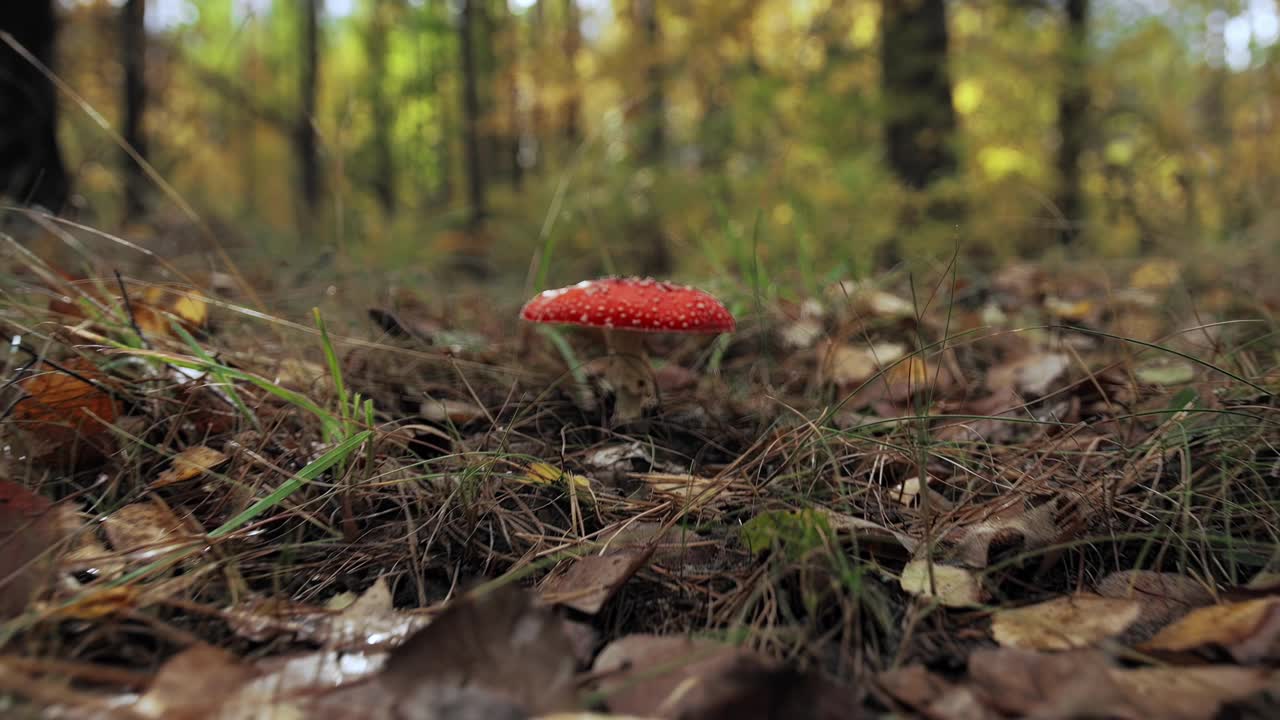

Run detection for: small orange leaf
[[153, 446, 229, 488], [12, 357, 119, 448]]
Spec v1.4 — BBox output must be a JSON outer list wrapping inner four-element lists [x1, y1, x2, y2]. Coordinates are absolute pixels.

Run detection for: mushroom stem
[[601, 330, 656, 426], [603, 329, 646, 361]]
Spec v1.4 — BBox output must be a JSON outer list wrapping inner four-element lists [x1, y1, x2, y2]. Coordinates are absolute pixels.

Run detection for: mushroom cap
[[520, 277, 736, 334]]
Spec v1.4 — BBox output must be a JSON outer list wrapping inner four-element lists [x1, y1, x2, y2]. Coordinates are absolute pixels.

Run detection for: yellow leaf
[[522, 462, 591, 491], [153, 445, 229, 488]]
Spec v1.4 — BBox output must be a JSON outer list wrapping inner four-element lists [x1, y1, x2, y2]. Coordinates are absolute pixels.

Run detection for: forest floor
[[1, 234, 1278, 719]]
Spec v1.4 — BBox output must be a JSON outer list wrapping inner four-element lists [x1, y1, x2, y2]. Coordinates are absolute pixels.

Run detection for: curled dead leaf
[[991, 594, 1142, 650], [899, 560, 983, 608], [153, 445, 229, 488], [1140, 597, 1280, 664]]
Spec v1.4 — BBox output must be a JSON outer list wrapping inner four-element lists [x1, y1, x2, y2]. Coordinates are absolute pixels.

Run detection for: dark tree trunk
[[633, 0, 664, 164], [459, 0, 487, 231], [296, 0, 321, 212], [627, 0, 671, 276], [366, 2, 395, 214], [879, 0, 957, 190], [0, 0, 69, 211], [121, 0, 147, 220], [562, 0, 581, 145], [498, 0, 523, 188], [1055, 0, 1090, 245]]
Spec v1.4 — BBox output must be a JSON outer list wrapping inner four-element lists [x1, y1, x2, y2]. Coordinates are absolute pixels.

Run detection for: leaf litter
[[2, 257, 1279, 718]]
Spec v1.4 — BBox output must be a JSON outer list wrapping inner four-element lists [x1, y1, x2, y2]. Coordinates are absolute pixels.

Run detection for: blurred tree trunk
[[1055, 0, 1089, 245], [633, 0, 665, 163], [121, 0, 148, 221], [630, 0, 671, 276], [0, 0, 69, 211], [459, 0, 487, 231], [366, 2, 395, 215], [562, 0, 582, 146], [295, 0, 322, 214], [880, 0, 956, 189], [878, 0, 959, 266], [497, 0, 523, 188]]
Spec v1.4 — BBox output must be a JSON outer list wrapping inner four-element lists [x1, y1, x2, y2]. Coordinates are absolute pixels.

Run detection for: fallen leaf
[[132, 645, 256, 719], [420, 397, 487, 425], [1108, 665, 1273, 720], [1129, 258, 1182, 291], [591, 634, 776, 718], [102, 500, 195, 562], [1140, 597, 1280, 664], [380, 584, 578, 715], [226, 577, 430, 649], [1096, 570, 1214, 640], [986, 352, 1069, 397], [540, 544, 653, 614], [887, 476, 954, 511], [970, 648, 1271, 720], [152, 445, 229, 488], [899, 561, 983, 608], [823, 342, 906, 389], [1044, 296, 1097, 323], [991, 594, 1142, 650], [1134, 359, 1195, 386], [11, 357, 119, 455], [0, 480, 60, 618], [944, 498, 1059, 569], [818, 508, 919, 553], [522, 462, 592, 492]]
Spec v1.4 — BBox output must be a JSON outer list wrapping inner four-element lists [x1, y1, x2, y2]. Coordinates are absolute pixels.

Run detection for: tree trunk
[[1055, 0, 1089, 245], [459, 0, 487, 231], [0, 0, 69, 211], [366, 2, 395, 214], [633, 0, 664, 164], [121, 0, 147, 220], [880, 0, 957, 190], [877, 0, 959, 267], [626, 0, 671, 276], [562, 0, 582, 145], [296, 0, 321, 212]]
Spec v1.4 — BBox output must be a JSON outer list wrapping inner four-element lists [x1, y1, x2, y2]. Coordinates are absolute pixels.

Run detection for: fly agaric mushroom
[[521, 277, 735, 424]]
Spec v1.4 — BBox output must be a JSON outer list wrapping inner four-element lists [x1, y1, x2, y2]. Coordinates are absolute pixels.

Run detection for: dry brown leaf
[[819, 508, 918, 553], [133, 645, 256, 719], [591, 634, 775, 718], [540, 544, 653, 614], [991, 594, 1142, 650], [945, 498, 1059, 569], [102, 499, 195, 562], [822, 342, 906, 389], [968, 648, 1130, 718], [380, 584, 578, 715], [0, 480, 60, 618], [11, 357, 119, 455], [986, 352, 1069, 397], [1140, 597, 1280, 663], [968, 647, 1271, 720], [899, 561, 983, 608], [420, 397, 487, 425], [1108, 665, 1273, 720], [887, 476, 954, 511], [153, 445, 229, 488], [226, 577, 429, 649], [1096, 570, 1214, 640]]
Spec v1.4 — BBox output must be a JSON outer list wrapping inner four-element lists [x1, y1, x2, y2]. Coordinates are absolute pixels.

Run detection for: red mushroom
[[521, 277, 735, 424]]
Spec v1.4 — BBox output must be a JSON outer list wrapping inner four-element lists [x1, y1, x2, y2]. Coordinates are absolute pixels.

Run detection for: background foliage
[[47, 0, 1280, 289]]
